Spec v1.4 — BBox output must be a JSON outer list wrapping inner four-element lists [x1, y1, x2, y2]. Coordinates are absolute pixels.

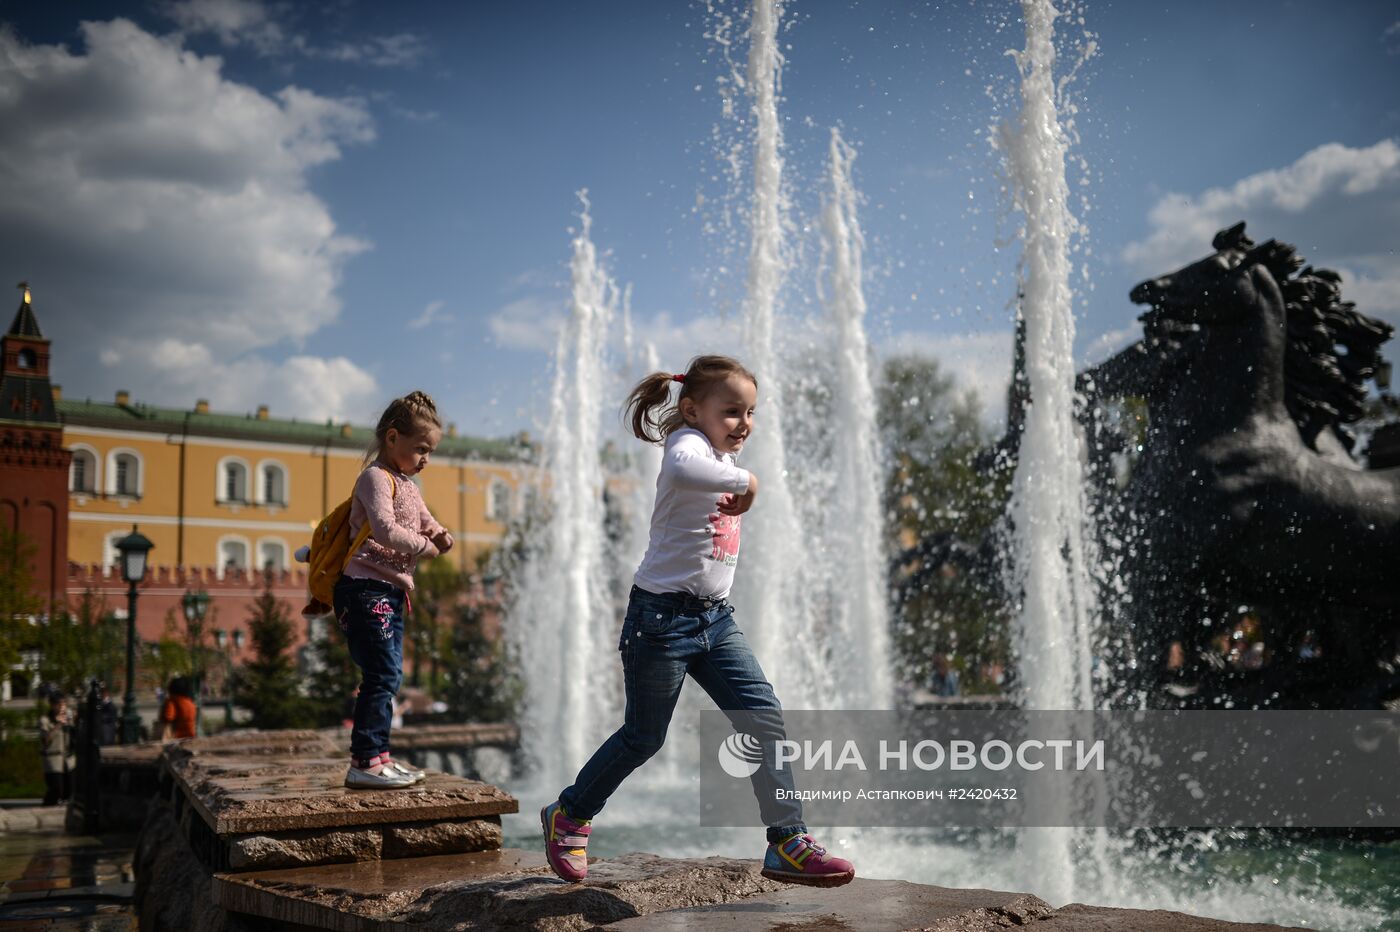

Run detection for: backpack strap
[[341, 467, 399, 570]]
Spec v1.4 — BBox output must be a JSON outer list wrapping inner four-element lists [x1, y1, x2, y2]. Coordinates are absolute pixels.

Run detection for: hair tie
[[672, 374, 686, 384]]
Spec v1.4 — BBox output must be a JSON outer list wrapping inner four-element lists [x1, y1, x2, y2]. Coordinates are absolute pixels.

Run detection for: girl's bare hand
[[717, 472, 758, 516]]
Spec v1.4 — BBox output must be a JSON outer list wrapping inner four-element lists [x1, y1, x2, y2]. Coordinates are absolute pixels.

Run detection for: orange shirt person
[[159, 677, 197, 739]]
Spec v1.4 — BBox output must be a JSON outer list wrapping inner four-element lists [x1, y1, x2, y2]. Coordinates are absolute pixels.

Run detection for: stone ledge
[[160, 732, 518, 836], [211, 849, 1309, 932], [225, 816, 504, 871]]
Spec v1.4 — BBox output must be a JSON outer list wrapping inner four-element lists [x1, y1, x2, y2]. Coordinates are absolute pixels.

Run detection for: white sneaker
[[385, 758, 426, 784], [344, 763, 416, 789]]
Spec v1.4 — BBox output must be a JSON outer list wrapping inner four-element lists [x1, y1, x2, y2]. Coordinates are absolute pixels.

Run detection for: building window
[[16, 348, 36, 369], [112, 452, 140, 497], [487, 478, 512, 522], [219, 538, 249, 575], [259, 463, 287, 506], [258, 539, 287, 572], [219, 459, 250, 503], [70, 449, 97, 493], [104, 533, 125, 571]]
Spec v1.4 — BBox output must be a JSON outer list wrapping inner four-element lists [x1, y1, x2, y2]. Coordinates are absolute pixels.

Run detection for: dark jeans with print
[[560, 585, 807, 844], [334, 576, 405, 763]]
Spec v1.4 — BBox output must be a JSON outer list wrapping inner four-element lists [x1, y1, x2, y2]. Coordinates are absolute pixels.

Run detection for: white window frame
[[255, 460, 289, 507], [257, 537, 289, 572], [217, 535, 251, 578], [486, 478, 512, 522], [102, 531, 126, 574], [105, 448, 144, 498], [69, 444, 100, 494], [217, 456, 252, 504]]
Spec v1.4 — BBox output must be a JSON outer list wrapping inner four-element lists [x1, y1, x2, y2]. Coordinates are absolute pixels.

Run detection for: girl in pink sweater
[[337, 391, 453, 789]]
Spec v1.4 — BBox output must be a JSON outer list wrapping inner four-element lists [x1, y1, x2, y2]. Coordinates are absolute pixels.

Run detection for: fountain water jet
[[511, 192, 621, 797], [997, 0, 1103, 906], [818, 127, 892, 708]]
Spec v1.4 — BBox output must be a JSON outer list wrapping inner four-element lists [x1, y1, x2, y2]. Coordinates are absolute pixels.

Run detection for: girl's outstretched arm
[[667, 434, 751, 494]]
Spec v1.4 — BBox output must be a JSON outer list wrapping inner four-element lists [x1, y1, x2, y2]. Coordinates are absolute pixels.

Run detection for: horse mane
[[1227, 226, 1394, 443]]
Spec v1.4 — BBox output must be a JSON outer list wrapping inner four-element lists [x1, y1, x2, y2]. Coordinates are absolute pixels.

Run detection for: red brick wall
[[0, 424, 71, 608]]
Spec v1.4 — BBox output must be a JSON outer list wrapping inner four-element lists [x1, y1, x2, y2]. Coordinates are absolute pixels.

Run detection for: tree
[[235, 585, 312, 729], [878, 355, 1012, 694], [141, 610, 192, 693], [31, 590, 124, 695], [411, 556, 466, 692], [304, 618, 359, 727], [441, 603, 519, 723]]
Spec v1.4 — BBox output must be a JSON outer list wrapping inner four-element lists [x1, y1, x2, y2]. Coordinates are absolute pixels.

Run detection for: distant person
[[929, 653, 960, 697], [542, 356, 855, 888], [98, 686, 119, 746], [39, 696, 75, 805], [157, 677, 197, 739], [336, 392, 451, 789]]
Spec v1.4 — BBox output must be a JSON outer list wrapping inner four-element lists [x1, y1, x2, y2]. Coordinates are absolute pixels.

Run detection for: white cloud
[[488, 296, 566, 352], [0, 18, 379, 421], [876, 330, 1014, 424], [1122, 139, 1400, 323], [1079, 324, 1139, 367], [163, 0, 283, 53], [163, 0, 428, 66], [140, 339, 380, 422], [1386, 21, 1400, 56], [407, 299, 451, 331]]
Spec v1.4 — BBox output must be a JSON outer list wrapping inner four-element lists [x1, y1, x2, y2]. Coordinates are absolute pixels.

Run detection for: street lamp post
[[214, 628, 236, 727], [115, 527, 153, 745], [182, 590, 210, 735]]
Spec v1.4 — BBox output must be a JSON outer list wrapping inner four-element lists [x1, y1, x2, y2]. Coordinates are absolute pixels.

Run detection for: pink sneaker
[[761, 832, 855, 887], [541, 800, 591, 882]]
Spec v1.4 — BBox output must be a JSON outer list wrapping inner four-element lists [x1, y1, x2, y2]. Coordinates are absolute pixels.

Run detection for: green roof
[[57, 397, 531, 462]]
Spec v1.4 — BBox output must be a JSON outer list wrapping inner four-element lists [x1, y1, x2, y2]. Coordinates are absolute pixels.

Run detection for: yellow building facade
[[59, 390, 533, 575]]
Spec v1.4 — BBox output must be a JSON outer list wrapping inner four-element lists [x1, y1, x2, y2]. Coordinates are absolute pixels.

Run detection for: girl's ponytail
[[624, 372, 677, 444], [623, 355, 757, 444]]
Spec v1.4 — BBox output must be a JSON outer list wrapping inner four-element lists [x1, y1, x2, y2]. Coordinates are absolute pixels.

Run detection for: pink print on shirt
[[708, 501, 742, 567]]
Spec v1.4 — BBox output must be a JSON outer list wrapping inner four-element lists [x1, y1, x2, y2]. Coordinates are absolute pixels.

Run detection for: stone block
[[167, 753, 516, 835], [224, 817, 504, 870]]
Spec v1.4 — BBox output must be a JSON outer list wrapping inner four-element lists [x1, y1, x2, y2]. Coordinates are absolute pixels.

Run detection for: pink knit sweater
[[343, 462, 446, 592]]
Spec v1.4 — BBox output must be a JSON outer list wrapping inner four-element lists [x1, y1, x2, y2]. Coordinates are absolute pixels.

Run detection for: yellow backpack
[[303, 471, 395, 615]]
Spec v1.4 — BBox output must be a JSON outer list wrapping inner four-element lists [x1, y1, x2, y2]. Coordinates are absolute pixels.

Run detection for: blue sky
[[3, 1, 1398, 436]]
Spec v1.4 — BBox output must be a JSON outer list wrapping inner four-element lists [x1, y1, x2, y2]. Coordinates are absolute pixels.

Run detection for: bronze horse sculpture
[[1078, 223, 1398, 707]]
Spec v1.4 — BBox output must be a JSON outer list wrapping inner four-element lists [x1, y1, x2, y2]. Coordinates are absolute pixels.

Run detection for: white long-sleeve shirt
[[633, 427, 752, 599]]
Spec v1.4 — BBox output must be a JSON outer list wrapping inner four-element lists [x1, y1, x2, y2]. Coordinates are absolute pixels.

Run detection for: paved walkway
[[0, 810, 137, 930]]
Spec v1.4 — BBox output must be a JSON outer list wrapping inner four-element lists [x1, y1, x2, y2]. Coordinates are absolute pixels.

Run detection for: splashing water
[[998, 0, 1104, 905], [511, 192, 621, 796], [818, 127, 892, 708], [729, 0, 826, 704]]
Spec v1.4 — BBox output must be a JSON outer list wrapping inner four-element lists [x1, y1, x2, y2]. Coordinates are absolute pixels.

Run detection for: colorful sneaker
[[541, 800, 591, 882], [761, 833, 855, 887]]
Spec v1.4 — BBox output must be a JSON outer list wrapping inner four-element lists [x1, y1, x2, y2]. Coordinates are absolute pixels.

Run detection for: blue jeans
[[334, 576, 405, 762], [560, 586, 807, 843]]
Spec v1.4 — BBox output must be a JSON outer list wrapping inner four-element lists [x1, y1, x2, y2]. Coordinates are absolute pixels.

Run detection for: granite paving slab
[[214, 848, 548, 931], [602, 879, 1308, 931], [169, 755, 517, 835]]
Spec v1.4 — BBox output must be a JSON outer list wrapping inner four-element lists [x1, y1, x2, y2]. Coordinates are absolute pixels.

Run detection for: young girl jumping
[[338, 391, 453, 789], [542, 354, 855, 887]]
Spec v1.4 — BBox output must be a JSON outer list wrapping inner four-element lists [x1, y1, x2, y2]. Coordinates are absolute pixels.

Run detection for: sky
[[2, 0, 1398, 438]]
